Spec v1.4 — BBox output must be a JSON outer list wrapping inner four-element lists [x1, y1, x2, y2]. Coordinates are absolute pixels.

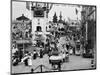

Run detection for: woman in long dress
[[21, 53, 33, 66], [28, 55, 32, 67]]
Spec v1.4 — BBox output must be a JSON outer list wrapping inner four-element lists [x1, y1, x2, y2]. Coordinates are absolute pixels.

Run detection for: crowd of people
[[11, 20, 80, 70], [12, 34, 73, 67], [12, 23, 32, 40]]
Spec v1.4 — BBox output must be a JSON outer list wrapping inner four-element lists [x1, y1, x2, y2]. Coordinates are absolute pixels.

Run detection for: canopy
[[25, 46, 43, 52], [52, 51, 59, 55], [16, 14, 29, 21], [14, 40, 31, 44], [34, 35, 45, 41]]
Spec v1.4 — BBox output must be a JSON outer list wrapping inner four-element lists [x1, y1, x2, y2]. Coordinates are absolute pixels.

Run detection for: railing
[[12, 64, 52, 75], [30, 64, 52, 73]]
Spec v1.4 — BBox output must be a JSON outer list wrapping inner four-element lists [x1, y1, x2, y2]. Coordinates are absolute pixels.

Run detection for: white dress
[[28, 56, 32, 66], [69, 48, 73, 54]]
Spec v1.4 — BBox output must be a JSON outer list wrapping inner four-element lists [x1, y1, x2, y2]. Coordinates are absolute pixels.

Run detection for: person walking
[[28, 53, 32, 67], [21, 54, 29, 66], [40, 49, 43, 58]]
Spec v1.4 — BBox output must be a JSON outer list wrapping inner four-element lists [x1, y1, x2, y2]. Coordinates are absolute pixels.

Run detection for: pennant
[[26, 2, 30, 10], [75, 8, 78, 15]]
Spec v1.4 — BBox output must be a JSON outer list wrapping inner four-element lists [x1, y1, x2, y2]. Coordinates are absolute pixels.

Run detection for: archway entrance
[[36, 26, 42, 32]]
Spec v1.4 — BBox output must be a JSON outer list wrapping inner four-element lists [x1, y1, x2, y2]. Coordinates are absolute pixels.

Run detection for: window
[[34, 9, 44, 17]]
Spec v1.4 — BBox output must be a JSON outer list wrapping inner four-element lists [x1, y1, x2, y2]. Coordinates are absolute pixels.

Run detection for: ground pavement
[[12, 54, 95, 74]]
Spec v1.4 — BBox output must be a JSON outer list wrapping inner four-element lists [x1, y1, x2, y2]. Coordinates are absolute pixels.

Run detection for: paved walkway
[[12, 54, 94, 74]]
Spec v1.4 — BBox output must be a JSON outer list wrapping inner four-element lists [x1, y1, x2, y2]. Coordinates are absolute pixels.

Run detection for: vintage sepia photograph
[[11, 0, 96, 74]]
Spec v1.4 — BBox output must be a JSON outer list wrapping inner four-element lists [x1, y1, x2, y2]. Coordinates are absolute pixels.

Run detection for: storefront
[[13, 40, 32, 50]]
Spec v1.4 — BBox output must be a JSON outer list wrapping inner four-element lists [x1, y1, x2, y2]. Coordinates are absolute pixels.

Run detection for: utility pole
[[85, 21, 88, 43]]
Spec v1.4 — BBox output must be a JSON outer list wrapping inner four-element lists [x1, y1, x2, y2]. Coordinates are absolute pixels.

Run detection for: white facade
[[30, 6, 49, 42], [31, 11, 47, 34]]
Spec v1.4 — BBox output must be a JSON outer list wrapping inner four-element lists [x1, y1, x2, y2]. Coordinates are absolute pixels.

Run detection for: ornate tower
[[59, 11, 62, 21], [31, 3, 47, 34], [26, 2, 53, 42], [59, 11, 63, 23]]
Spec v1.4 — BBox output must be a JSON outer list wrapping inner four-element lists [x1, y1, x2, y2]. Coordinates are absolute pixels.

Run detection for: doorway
[[36, 26, 42, 32]]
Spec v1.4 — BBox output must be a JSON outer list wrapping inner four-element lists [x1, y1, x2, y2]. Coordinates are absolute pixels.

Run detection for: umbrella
[[52, 50, 59, 56]]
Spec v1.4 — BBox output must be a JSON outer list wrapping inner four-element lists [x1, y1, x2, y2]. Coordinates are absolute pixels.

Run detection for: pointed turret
[[53, 12, 58, 23], [59, 11, 62, 21], [59, 11, 63, 23]]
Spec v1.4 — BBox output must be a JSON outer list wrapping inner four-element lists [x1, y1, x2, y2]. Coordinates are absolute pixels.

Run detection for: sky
[[12, 1, 82, 21]]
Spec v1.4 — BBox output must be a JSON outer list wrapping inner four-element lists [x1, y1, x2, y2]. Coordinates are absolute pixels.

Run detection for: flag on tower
[[75, 8, 78, 15], [26, 2, 30, 10]]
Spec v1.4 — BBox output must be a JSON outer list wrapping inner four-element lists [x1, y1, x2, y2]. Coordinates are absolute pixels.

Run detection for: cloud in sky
[[12, 1, 82, 21]]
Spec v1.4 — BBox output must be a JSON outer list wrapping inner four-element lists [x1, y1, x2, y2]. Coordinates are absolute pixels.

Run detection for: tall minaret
[[59, 11, 62, 21], [59, 11, 63, 23], [53, 12, 58, 23]]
